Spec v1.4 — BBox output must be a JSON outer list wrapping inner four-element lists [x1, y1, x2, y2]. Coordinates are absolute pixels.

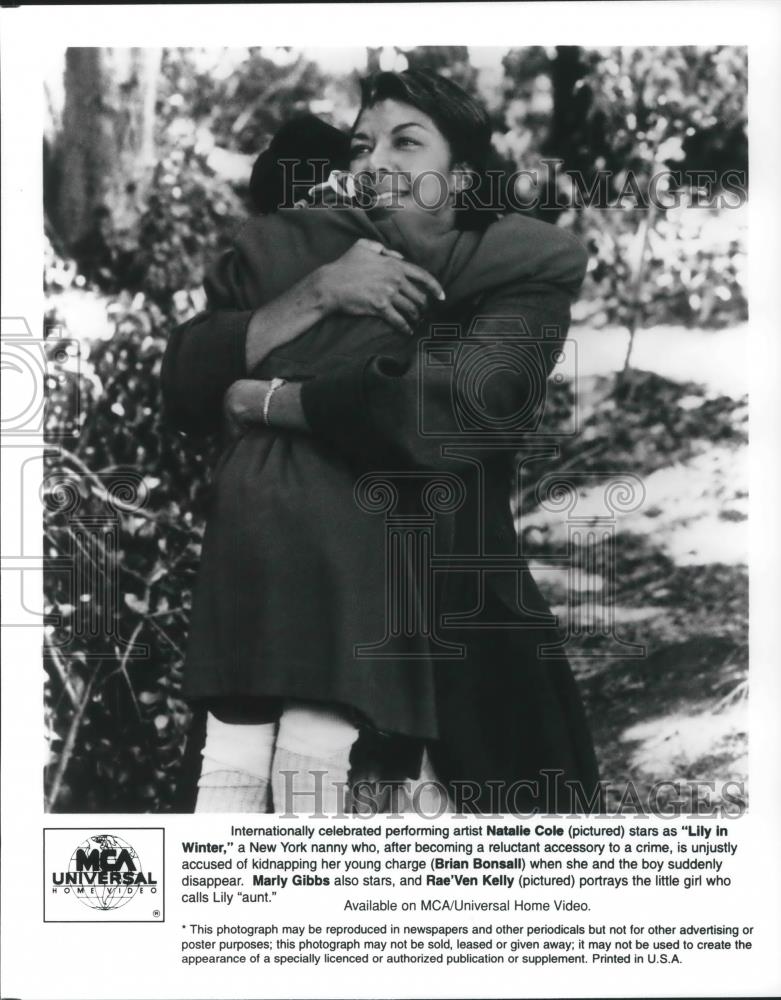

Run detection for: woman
[[162, 70, 600, 816]]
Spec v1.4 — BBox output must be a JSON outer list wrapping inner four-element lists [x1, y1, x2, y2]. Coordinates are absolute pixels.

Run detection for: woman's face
[[349, 98, 464, 217]]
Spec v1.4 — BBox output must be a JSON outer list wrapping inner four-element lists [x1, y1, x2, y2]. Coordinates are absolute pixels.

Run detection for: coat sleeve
[[159, 307, 251, 437], [159, 241, 258, 437], [298, 273, 583, 472]]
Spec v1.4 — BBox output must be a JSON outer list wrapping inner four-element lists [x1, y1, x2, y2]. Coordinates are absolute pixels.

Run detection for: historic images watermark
[[270, 771, 746, 820], [275, 161, 747, 213]]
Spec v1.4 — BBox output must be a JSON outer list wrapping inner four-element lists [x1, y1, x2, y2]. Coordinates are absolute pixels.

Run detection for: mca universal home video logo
[[44, 827, 165, 922]]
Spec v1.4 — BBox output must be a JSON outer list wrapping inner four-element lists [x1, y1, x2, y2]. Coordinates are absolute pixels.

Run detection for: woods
[[41, 46, 748, 813], [51, 48, 162, 246]]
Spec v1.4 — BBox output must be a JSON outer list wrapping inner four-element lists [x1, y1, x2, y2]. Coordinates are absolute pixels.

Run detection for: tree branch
[[45, 664, 100, 812], [46, 445, 191, 534], [43, 633, 80, 710]]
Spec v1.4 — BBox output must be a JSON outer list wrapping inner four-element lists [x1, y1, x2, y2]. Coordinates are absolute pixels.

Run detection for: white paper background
[[2, 4, 780, 998]]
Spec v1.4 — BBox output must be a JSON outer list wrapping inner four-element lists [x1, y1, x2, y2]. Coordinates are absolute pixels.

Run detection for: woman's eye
[[350, 145, 371, 158], [395, 137, 420, 149]]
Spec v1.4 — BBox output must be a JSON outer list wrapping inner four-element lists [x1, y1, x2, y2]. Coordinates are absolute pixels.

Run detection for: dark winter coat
[[161, 206, 601, 813]]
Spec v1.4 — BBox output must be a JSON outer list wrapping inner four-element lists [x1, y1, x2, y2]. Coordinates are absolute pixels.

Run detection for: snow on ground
[[567, 323, 748, 398], [530, 444, 747, 568], [552, 322, 749, 794], [621, 697, 748, 780], [528, 322, 749, 567]]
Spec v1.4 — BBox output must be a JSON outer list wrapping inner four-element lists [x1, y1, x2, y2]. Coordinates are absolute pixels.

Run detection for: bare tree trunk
[[55, 47, 162, 247], [618, 121, 668, 384], [621, 199, 656, 376]]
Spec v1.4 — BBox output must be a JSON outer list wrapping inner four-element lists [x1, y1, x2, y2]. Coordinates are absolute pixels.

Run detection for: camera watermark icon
[[1, 316, 82, 442], [417, 317, 578, 443], [1, 316, 77, 630], [349, 313, 648, 661], [347, 309, 591, 656]]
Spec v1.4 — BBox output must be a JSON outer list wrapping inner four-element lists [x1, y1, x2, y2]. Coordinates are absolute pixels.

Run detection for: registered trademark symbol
[[153, 909, 160, 918]]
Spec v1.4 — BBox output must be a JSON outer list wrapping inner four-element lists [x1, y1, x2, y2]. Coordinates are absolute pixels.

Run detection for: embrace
[[161, 69, 600, 816]]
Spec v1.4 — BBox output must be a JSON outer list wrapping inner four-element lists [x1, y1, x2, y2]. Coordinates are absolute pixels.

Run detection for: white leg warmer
[[272, 702, 359, 816], [195, 713, 276, 813]]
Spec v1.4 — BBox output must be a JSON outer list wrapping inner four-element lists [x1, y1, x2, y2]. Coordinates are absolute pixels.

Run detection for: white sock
[[195, 713, 276, 814], [272, 702, 359, 816]]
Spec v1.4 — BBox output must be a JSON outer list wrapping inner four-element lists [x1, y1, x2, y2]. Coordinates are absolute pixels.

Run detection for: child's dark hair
[[248, 114, 351, 214]]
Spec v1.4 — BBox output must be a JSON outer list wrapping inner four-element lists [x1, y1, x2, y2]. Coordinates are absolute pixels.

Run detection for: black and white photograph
[[39, 42, 748, 817], [2, 5, 780, 1000]]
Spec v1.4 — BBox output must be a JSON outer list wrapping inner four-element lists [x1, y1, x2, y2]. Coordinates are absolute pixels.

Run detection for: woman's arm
[[224, 378, 310, 435], [222, 219, 589, 456], [160, 309, 250, 437], [294, 277, 581, 471], [225, 275, 582, 467], [287, 222, 589, 468], [161, 240, 443, 437], [160, 268, 330, 437], [245, 269, 332, 372]]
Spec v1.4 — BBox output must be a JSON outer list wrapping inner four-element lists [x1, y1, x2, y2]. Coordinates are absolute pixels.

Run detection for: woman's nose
[[364, 142, 397, 177]]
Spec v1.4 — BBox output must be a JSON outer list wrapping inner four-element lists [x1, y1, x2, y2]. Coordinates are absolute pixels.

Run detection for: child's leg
[[272, 701, 360, 815], [195, 701, 279, 813]]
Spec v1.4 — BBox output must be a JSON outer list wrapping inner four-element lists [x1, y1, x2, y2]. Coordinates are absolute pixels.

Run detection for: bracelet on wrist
[[262, 378, 287, 425]]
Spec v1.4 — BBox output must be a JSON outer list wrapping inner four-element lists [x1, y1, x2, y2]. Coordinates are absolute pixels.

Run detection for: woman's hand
[[223, 379, 261, 441], [317, 238, 445, 336], [243, 238, 445, 372]]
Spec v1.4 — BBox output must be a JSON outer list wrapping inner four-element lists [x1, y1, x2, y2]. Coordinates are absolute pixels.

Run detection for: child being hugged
[[162, 73, 596, 817]]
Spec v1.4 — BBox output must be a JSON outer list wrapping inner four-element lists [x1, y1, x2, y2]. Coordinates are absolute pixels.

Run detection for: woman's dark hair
[[248, 114, 351, 214], [357, 70, 492, 171], [355, 69, 498, 231]]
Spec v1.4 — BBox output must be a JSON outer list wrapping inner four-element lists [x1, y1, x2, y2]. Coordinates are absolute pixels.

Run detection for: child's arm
[[296, 276, 582, 471], [160, 266, 331, 438], [161, 237, 443, 438], [222, 269, 583, 460]]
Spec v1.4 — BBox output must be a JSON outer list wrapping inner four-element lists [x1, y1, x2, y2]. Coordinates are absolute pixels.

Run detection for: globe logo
[[46, 827, 163, 923], [67, 834, 143, 911]]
